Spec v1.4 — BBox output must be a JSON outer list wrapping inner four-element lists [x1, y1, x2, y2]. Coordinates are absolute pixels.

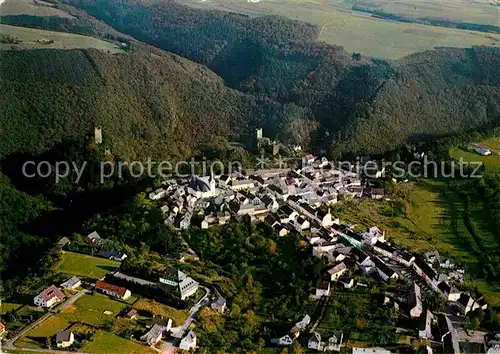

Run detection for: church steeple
[[209, 166, 216, 194]]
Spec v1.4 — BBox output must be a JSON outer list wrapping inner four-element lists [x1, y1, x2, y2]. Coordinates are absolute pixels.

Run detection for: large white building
[[34, 285, 65, 308], [159, 268, 199, 300]]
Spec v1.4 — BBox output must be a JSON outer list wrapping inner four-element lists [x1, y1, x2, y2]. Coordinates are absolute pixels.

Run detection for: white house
[[294, 217, 310, 232], [295, 314, 311, 330], [140, 324, 164, 346], [34, 285, 65, 308], [327, 263, 348, 281], [56, 331, 74, 348], [211, 296, 226, 313], [179, 330, 197, 351], [230, 179, 255, 191], [87, 231, 103, 243], [475, 147, 492, 156], [308, 332, 324, 351], [408, 283, 423, 318], [60, 276, 81, 290], [327, 331, 343, 351], [315, 280, 330, 297], [273, 334, 293, 346]]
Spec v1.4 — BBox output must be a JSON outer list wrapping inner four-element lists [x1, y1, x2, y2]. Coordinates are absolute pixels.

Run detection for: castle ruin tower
[[94, 127, 103, 145], [256, 128, 263, 140]]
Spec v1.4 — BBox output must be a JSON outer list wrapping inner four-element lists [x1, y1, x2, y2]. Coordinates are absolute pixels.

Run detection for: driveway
[[3, 289, 90, 351]]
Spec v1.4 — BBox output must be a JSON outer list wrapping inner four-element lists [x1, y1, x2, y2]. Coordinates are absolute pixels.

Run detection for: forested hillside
[[60, 0, 500, 156], [0, 47, 262, 160]]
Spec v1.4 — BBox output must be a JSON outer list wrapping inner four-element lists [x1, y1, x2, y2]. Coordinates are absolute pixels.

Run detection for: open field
[[78, 330, 155, 354], [0, 0, 75, 18], [450, 148, 500, 173], [16, 315, 70, 348], [332, 180, 500, 305], [132, 298, 189, 326], [179, 0, 500, 59], [450, 138, 500, 173], [1, 302, 22, 314], [347, 0, 500, 26], [0, 24, 124, 52], [60, 293, 127, 327], [333, 180, 453, 253], [59, 251, 120, 279]]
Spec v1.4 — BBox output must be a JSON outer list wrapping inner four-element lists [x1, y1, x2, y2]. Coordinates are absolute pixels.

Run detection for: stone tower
[[94, 127, 103, 145], [256, 128, 263, 140]]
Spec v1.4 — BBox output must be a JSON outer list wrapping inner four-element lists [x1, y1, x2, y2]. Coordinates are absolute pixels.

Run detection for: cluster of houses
[[305, 220, 491, 354], [148, 154, 387, 233], [57, 231, 128, 262], [142, 157, 498, 353]]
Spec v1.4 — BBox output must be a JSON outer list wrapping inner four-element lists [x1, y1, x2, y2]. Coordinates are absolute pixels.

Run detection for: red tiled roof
[[39, 285, 65, 301], [0, 322, 5, 332], [95, 281, 127, 297]]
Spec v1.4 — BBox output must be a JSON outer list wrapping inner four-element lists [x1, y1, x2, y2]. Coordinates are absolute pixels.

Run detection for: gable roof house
[[328, 263, 348, 281], [60, 276, 81, 290], [372, 257, 399, 282], [87, 231, 103, 243], [56, 330, 74, 348], [57, 236, 71, 248], [294, 216, 310, 232], [317, 209, 337, 228], [278, 205, 298, 223], [261, 195, 279, 212], [211, 296, 227, 313], [308, 332, 324, 351], [179, 330, 197, 351], [437, 281, 462, 301], [327, 331, 344, 351], [312, 242, 338, 258], [394, 250, 415, 267], [315, 280, 330, 297], [125, 309, 138, 319], [456, 293, 475, 315], [95, 281, 131, 300], [472, 297, 488, 311], [34, 285, 65, 308], [413, 256, 439, 291], [437, 314, 460, 354], [295, 314, 311, 330], [418, 310, 434, 339], [159, 268, 199, 300], [339, 275, 355, 289], [99, 250, 128, 262], [373, 241, 396, 258], [140, 324, 166, 346], [271, 334, 293, 346], [408, 283, 423, 318]]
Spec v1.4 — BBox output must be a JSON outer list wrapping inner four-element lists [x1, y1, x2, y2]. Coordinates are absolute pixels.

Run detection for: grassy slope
[[132, 298, 189, 326], [79, 330, 155, 354], [0, 0, 75, 18], [0, 24, 124, 51], [179, 0, 500, 59], [16, 315, 70, 348], [346, 0, 500, 26], [60, 293, 126, 326], [332, 180, 500, 305], [59, 251, 120, 279], [450, 137, 500, 173]]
